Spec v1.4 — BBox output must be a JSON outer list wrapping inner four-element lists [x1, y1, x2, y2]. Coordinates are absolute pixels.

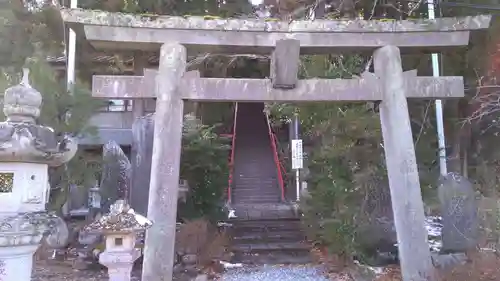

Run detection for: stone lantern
[[83, 200, 152, 281], [0, 68, 78, 281]]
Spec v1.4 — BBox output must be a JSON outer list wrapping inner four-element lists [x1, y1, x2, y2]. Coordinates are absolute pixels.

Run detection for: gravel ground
[[33, 261, 329, 281], [220, 264, 329, 281]]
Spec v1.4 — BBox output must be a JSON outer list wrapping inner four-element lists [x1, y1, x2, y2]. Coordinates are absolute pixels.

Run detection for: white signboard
[[291, 139, 303, 170]]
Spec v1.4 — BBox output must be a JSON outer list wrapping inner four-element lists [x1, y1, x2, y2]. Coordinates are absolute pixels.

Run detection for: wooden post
[[374, 45, 435, 281], [141, 43, 186, 281]]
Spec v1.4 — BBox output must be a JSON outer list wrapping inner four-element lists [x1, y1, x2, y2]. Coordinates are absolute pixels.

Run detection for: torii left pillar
[[141, 43, 186, 281]]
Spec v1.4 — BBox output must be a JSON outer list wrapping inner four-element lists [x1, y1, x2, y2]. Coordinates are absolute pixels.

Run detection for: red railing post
[[265, 113, 286, 201], [227, 102, 238, 205]]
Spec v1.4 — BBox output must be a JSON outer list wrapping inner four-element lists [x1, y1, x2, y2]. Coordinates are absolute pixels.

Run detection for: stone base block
[[0, 244, 39, 281], [99, 249, 141, 281]]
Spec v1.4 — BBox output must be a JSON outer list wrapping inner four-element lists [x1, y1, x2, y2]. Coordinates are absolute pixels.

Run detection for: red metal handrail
[[265, 113, 285, 201], [272, 133, 288, 184], [227, 102, 238, 205]]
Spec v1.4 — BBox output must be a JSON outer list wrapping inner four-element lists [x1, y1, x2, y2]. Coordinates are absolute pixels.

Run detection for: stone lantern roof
[[0, 68, 77, 166], [84, 200, 152, 235]]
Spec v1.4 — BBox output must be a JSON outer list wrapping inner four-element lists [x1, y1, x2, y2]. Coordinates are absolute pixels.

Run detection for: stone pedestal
[[99, 247, 141, 281], [0, 244, 39, 281], [0, 212, 54, 281]]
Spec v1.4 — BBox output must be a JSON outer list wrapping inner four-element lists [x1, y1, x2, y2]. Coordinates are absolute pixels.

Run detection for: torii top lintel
[[60, 8, 491, 54]]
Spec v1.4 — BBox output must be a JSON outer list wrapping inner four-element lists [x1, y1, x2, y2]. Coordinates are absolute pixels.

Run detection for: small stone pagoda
[[0, 68, 78, 281]]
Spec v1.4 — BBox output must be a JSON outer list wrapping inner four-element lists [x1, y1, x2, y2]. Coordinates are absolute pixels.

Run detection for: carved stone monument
[[438, 172, 479, 253], [83, 199, 152, 281], [0, 68, 77, 281], [100, 141, 132, 213]]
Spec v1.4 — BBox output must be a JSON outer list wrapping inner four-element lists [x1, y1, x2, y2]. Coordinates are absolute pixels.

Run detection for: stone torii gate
[[61, 8, 490, 281]]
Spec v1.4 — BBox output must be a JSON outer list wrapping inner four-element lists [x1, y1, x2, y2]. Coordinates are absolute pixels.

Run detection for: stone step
[[229, 218, 302, 231], [233, 197, 281, 203], [233, 184, 278, 189], [234, 174, 277, 178], [233, 162, 277, 167], [231, 241, 310, 252], [233, 198, 282, 204], [232, 192, 281, 199], [233, 181, 278, 186], [233, 185, 278, 190], [233, 178, 277, 183], [232, 190, 281, 196], [234, 176, 277, 179], [229, 204, 298, 220], [231, 251, 313, 265], [232, 191, 279, 197], [232, 231, 306, 243], [234, 180, 278, 184], [232, 195, 281, 202]]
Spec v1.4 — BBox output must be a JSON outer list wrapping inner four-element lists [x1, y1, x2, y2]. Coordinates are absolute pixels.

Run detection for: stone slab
[[61, 9, 490, 32], [59, 8, 491, 53], [131, 114, 155, 216], [83, 26, 472, 54], [92, 74, 464, 101], [271, 39, 300, 89], [438, 172, 479, 253]]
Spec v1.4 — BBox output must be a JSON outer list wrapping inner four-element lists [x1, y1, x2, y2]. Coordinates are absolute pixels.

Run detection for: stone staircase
[[231, 102, 282, 204], [227, 103, 311, 264]]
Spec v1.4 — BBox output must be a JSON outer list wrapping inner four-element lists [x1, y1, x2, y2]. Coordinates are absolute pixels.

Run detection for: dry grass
[[371, 252, 500, 281], [373, 265, 403, 281], [439, 252, 500, 281], [176, 218, 231, 267]]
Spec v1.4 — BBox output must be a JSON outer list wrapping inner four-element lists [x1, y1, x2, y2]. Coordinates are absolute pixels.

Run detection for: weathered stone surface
[[374, 45, 434, 281], [0, 69, 76, 281], [431, 252, 467, 270], [438, 172, 478, 253], [60, 8, 490, 33], [78, 230, 101, 245], [44, 216, 70, 249], [141, 43, 186, 281], [84, 200, 152, 234], [93, 73, 465, 101], [59, 8, 490, 53], [130, 114, 155, 215], [100, 141, 132, 212], [84, 25, 473, 53], [181, 254, 198, 265], [131, 52, 149, 120], [270, 39, 300, 89], [356, 217, 397, 258], [68, 184, 88, 212], [0, 69, 77, 166]]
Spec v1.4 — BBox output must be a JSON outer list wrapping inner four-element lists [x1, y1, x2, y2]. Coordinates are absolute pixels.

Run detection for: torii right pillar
[[375, 45, 435, 281]]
